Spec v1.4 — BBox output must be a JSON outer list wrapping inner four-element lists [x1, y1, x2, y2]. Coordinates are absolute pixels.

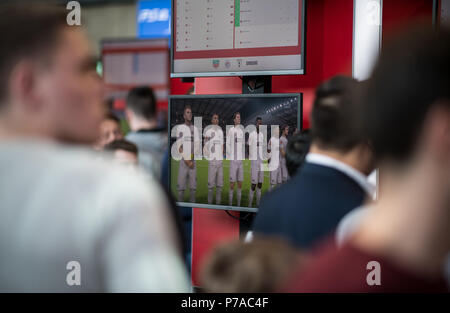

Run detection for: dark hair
[[104, 139, 138, 155], [256, 117, 262, 122], [0, 4, 69, 105], [311, 75, 363, 152], [233, 112, 241, 120], [286, 130, 311, 177], [183, 105, 192, 114], [105, 111, 120, 124], [363, 27, 450, 163], [126, 86, 157, 120]]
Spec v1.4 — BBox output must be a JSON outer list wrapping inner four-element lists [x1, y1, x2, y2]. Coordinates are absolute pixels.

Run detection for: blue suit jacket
[[252, 162, 367, 249]]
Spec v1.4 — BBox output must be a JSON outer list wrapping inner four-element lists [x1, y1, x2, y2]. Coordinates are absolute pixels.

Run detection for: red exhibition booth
[[187, 0, 435, 287], [102, 0, 440, 287]]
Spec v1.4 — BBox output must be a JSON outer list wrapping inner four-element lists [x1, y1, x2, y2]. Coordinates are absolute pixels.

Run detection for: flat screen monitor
[[171, 0, 305, 77], [168, 93, 302, 212], [101, 38, 170, 108]]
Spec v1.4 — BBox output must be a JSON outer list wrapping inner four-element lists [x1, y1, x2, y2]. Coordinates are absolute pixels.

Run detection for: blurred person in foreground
[[284, 27, 450, 292], [125, 86, 167, 178], [253, 76, 376, 249], [0, 4, 188, 292], [93, 111, 123, 150], [200, 238, 307, 293]]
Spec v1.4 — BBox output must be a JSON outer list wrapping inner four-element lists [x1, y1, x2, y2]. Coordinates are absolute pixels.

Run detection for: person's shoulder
[[3, 140, 161, 198], [260, 178, 300, 210], [262, 172, 313, 210], [43, 143, 161, 198]]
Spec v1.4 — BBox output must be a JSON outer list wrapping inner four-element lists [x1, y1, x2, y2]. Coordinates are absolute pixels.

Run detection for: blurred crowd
[[0, 3, 449, 292]]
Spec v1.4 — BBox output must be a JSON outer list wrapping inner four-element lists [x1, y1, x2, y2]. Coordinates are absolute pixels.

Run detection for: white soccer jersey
[[268, 136, 281, 173], [177, 123, 199, 192], [205, 125, 224, 188], [226, 125, 245, 161], [204, 125, 224, 165], [280, 135, 289, 181], [280, 135, 288, 160], [178, 124, 200, 160], [249, 130, 264, 184], [248, 130, 264, 161]]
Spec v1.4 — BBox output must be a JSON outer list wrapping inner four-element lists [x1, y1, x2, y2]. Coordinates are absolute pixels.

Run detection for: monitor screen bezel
[[170, 0, 306, 78], [168, 93, 303, 212]]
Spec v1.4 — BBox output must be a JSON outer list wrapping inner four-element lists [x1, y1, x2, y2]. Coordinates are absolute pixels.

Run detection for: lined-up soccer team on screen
[[175, 105, 290, 208]]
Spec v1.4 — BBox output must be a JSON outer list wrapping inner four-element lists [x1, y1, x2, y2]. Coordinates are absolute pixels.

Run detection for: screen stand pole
[[242, 75, 272, 94]]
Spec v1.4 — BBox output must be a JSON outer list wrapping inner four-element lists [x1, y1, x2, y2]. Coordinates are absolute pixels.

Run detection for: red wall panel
[[170, 78, 194, 96], [272, 0, 353, 129]]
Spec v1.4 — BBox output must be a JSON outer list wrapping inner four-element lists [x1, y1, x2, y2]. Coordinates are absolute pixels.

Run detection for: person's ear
[[9, 61, 41, 111], [425, 103, 450, 162], [442, 106, 450, 156]]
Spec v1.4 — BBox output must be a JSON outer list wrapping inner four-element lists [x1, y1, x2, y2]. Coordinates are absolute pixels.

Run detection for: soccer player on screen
[[280, 125, 290, 183], [248, 117, 264, 207], [205, 113, 224, 205], [227, 112, 244, 206], [177, 105, 197, 203], [268, 126, 281, 191]]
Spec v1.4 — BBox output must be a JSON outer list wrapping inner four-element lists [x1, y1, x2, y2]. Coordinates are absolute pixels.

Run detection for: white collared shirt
[[305, 153, 375, 197], [0, 140, 189, 292]]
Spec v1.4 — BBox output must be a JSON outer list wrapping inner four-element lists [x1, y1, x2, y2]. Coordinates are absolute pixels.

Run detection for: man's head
[[310, 75, 375, 175], [282, 125, 289, 136], [255, 117, 262, 131], [183, 105, 192, 124], [125, 86, 157, 130], [0, 4, 103, 143], [363, 27, 450, 173], [233, 112, 241, 126], [104, 139, 138, 167], [211, 113, 219, 126], [97, 112, 123, 149], [311, 76, 362, 151]]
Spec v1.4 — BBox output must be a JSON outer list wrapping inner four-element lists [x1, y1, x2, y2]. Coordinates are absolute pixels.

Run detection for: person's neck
[[353, 159, 450, 279], [308, 143, 367, 175], [130, 118, 158, 132], [0, 112, 51, 141]]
